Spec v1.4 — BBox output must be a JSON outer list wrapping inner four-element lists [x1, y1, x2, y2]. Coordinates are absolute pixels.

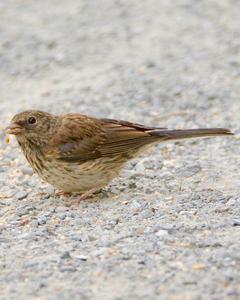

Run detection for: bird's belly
[[38, 157, 125, 192]]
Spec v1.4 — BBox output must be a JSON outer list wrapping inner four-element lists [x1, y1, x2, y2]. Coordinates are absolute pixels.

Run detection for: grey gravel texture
[[0, 0, 240, 299]]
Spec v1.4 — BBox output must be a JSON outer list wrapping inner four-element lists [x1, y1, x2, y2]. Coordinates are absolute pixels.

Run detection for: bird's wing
[[98, 118, 167, 157], [45, 115, 167, 162]]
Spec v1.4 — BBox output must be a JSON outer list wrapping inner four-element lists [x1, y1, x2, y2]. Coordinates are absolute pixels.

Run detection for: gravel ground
[[0, 0, 240, 299]]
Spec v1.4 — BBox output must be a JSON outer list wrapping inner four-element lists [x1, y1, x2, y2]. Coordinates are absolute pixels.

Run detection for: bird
[[6, 110, 233, 201]]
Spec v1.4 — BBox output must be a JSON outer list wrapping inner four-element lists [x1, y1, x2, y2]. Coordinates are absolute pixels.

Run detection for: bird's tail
[[151, 128, 233, 141]]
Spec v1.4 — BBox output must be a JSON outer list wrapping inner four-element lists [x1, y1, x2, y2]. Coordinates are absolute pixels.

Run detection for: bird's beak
[[5, 123, 25, 135]]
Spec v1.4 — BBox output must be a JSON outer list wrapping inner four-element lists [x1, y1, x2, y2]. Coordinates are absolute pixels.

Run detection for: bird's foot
[[76, 188, 101, 205], [54, 189, 102, 206], [55, 190, 72, 198]]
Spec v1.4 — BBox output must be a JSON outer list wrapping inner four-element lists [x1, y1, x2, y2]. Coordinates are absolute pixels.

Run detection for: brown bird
[[6, 110, 233, 200]]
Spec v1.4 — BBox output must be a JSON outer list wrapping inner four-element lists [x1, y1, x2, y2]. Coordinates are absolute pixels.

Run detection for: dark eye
[[28, 116, 37, 125]]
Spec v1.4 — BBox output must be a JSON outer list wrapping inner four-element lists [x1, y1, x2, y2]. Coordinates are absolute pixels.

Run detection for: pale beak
[[5, 123, 25, 135]]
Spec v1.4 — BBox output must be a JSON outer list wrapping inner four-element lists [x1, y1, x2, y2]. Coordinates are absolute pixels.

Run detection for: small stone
[[88, 235, 97, 242], [159, 223, 174, 231], [197, 240, 222, 248], [176, 193, 191, 202], [155, 230, 169, 237], [226, 198, 236, 206], [214, 205, 229, 213], [9, 221, 20, 226], [31, 220, 39, 228], [59, 266, 76, 272], [15, 191, 28, 200], [17, 205, 35, 217], [157, 171, 173, 180], [80, 233, 90, 242], [76, 255, 87, 261], [192, 263, 206, 270], [55, 206, 69, 213], [37, 217, 47, 225], [71, 235, 82, 242], [172, 85, 183, 96], [145, 60, 156, 68], [128, 182, 137, 189], [38, 281, 48, 289], [144, 188, 154, 194], [181, 164, 201, 177], [131, 199, 146, 210], [232, 219, 240, 226], [60, 251, 71, 259], [17, 233, 35, 240], [58, 213, 66, 220], [91, 248, 108, 257], [134, 160, 144, 171], [55, 52, 65, 62], [45, 186, 55, 195], [20, 167, 34, 175], [140, 210, 154, 219]]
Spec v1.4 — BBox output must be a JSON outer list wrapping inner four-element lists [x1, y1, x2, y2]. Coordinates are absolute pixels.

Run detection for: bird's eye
[[28, 116, 37, 125]]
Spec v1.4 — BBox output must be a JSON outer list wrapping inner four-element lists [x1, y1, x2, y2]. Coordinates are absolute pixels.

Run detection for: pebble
[[17, 205, 35, 217], [176, 193, 191, 202], [76, 255, 88, 261], [37, 217, 47, 225], [180, 164, 201, 177], [155, 230, 169, 237], [15, 191, 28, 200], [226, 198, 237, 206], [59, 266, 76, 273], [71, 235, 83, 242], [158, 223, 174, 231], [55, 206, 69, 213], [20, 167, 34, 175], [90, 248, 108, 257], [58, 213, 66, 220], [232, 219, 240, 226], [60, 251, 71, 259], [44, 186, 55, 195]]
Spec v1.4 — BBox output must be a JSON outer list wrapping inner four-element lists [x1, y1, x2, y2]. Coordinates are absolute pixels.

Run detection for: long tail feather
[[151, 128, 234, 140]]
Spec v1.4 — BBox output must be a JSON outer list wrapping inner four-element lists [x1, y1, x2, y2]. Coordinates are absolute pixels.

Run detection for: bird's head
[[6, 110, 58, 146]]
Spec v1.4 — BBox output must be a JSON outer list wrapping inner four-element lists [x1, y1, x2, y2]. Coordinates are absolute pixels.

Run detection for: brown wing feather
[[45, 114, 104, 162], [99, 120, 162, 156], [100, 118, 166, 131], [45, 115, 165, 162]]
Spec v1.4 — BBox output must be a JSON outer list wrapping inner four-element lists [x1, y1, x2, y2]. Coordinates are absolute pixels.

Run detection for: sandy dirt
[[0, 1, 240, 299]]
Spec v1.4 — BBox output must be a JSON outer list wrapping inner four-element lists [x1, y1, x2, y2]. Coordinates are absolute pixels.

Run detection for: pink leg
[[55, 190, 72, 197], [76, 188, 101, 204]]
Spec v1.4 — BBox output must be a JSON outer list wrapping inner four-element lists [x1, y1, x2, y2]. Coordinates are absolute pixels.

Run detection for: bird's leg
[[54, 190, 74, 207], [55, 190, 72, 197], [54, 188, 102, 206], [76, 188, 101, 204]]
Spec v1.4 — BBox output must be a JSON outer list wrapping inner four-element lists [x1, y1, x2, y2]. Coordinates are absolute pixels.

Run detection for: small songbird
[[6, 110, 233, 200]]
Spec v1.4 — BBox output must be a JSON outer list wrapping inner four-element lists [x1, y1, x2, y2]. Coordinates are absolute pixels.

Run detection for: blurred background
[[0, 1, 240, 299], [0, 0, 239, 128]]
